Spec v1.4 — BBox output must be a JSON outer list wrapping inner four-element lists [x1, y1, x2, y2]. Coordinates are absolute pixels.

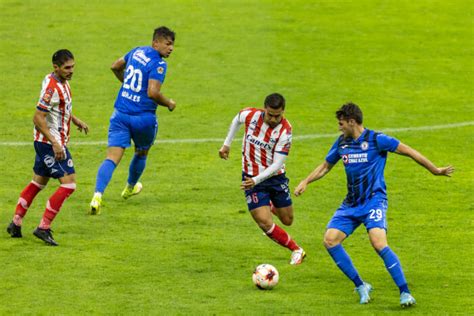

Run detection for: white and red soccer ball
[[252, 264, 279, 290]]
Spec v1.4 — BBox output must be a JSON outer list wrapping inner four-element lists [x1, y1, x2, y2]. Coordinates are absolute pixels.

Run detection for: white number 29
[[123, 65, 143, 92], [369, 209, 383, 222]]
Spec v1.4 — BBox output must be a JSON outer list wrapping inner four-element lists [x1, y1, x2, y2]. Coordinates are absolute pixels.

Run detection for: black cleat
[[7, 222, 22, 238], [33, 227, 58, 246]]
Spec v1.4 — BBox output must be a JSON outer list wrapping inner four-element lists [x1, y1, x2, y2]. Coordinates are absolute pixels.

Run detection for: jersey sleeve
[[325, 138, 341, 164], [237, 108, 254, 124], [376, 133, 400, 152], [123, 48, 136, 64], [274, 129, 292, 155], [149, 60, 167, 84], [37, 78, 59, 112]]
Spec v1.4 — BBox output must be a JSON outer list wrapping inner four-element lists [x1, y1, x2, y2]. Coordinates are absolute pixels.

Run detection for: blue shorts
[[33, 141, 75, 179], [327, 195, 388, 236], [108, 110, 158, 150], [243, 173, 292, 211]]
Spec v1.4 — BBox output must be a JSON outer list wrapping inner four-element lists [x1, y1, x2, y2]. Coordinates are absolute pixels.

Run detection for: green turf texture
[[0, 0, 472, 314]]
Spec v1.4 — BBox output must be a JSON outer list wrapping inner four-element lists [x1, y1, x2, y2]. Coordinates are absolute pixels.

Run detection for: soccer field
[[1, 0, 473, 314]]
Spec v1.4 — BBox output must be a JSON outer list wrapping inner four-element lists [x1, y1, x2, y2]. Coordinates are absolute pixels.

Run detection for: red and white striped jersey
[[34, 73, 73, 146], [238, 108, 292, 176]]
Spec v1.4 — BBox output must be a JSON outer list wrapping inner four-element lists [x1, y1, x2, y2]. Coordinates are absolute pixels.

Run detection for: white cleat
[[290, 247, 306, 265]]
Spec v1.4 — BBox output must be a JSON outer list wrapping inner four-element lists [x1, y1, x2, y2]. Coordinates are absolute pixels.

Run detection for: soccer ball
[[252, 264, 279, 290]]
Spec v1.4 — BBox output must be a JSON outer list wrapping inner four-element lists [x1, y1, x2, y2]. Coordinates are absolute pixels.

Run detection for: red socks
[[265, 224, 299, 251], [13, 181, 45, 225], [39, 183, 76, 229]]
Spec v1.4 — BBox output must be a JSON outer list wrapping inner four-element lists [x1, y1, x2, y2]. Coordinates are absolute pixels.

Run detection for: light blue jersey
[[114, 46, 167, 115]]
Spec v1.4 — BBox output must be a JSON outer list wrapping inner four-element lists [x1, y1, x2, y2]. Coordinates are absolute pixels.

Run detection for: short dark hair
[[264, 93, 285, 110], [153, 26, 175, 41], [52, 49, 74, 66], [336, 102, 363, 124]]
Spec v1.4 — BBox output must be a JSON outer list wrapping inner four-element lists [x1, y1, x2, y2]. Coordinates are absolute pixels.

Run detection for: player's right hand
[[294, 180, 308, 197], [168, 99, 176, 112], [219, 145, 230, 160], [52, 142, 66, 160]]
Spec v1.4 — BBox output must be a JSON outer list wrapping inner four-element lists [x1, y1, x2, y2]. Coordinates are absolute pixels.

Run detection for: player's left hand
[[75, 120, 89, 135], [434, 165, 454, 177], [241, 176, 256, 190]]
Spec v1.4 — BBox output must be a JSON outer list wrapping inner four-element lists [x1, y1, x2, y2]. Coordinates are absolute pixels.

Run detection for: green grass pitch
[[0, 0, 472, 314]]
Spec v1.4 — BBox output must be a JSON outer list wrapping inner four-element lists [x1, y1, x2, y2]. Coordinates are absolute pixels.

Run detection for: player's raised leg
[[7, 176, 49, 238], [324, 228, 371, 304], [251, 205, 305, 265], [90, 146, 125, 214], [369, 228, 415, 307], [271, 204, 306, 265]]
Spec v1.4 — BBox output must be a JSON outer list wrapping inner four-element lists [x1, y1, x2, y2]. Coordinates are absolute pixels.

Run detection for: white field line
[[1, 121, 472, 147]]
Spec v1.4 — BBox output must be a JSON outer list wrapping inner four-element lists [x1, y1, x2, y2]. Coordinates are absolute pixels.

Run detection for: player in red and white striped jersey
[[6, 50, 88, 246], [34, 70, 74, 147], [219, 93, 306, 265]]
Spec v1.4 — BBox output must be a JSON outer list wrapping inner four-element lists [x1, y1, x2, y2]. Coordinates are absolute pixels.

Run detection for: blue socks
[[127, 154, 147, 186], [327, 244, 363, 287], [95, 159, 117, 193], [379, 246, 410, 294]]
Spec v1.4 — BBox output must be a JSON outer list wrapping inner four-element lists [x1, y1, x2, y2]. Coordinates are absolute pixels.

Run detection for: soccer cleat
[[7, 221, 22, 238], [400, 292, 416, 307], [121, 182, 143, 200], [290, 247, 306, 265], [355, 282, 373, 304], [33, 227, 58, 246], [89, 193, 102, 215]]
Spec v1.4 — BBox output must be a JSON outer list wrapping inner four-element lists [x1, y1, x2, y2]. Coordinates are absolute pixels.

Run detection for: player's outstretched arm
[[148, 79, 175, 111], [111, 57, 126, 82], [294, 161, 334, 196], [71, 115, 89, 135], [219, 114, 242, 160], [395, 142, 454, 176]]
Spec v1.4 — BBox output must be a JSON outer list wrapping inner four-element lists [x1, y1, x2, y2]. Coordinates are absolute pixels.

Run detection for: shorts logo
[[44, 155, 55, 167], [361, 141, 369, 150], [157, 67, 164, 74], [67, 159, 73, 167]]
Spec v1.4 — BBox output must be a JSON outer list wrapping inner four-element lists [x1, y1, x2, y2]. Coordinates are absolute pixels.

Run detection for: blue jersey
[[114, 46, 168, 115], [325, 129, 400, 207]]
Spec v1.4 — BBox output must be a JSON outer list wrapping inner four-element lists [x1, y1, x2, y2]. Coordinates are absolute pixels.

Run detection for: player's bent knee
[[371, 240, 388, 252], [323, 235, 341, 248], [135, 149, 149, 157], [257, 221, 273, 232], [279, 215, 293, 226]]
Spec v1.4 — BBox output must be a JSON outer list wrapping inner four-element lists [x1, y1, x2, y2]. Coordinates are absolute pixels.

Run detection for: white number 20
[[369, 209, 383, 222], [123, 65, 143, 92]]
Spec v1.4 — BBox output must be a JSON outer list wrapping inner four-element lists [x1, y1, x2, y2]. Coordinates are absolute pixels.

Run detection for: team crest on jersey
[[361, 141, 369, 150], [42, 88, 54, 104], [67, 159, 73, 167], [342, 154, 349, 164], [157, 67, 164, 74]]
